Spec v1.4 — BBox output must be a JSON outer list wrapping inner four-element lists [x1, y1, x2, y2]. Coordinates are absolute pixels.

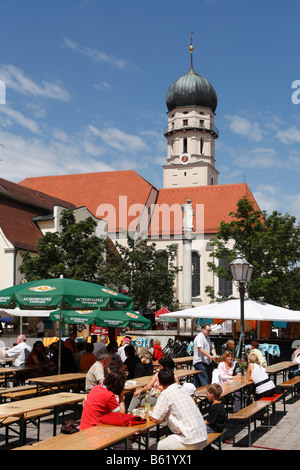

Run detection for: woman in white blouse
[[247, 353, 276, 400], [217, 351, 241, 411]]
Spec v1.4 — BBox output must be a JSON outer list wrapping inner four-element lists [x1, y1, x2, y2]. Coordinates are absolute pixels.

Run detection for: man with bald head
[[1, 334, 32, 366]]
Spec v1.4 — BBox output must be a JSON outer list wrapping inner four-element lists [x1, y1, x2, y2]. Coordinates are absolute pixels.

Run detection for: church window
[[218, 258, 233, 297], [200, 138, 204, 154], [192, 251, 201, 297], [183, 138, 187, 153], [183, 119, 188, 126]]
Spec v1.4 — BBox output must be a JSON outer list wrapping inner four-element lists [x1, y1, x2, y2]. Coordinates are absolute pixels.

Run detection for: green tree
[[105, 234, 180, 313], [206, 197, 300, 309], [19, 209, 108, 282]]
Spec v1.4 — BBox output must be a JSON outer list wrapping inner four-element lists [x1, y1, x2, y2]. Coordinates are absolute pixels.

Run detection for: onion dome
[[166, 45, 217, 113]]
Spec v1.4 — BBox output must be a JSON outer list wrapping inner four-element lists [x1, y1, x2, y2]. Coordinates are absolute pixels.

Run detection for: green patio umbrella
[[0, 277, 133, 310], [0, 277, 133, 373], [50, 308, 151, 330]]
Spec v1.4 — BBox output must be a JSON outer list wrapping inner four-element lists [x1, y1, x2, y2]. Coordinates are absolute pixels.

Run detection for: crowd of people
[[1, 326, 299, 451]]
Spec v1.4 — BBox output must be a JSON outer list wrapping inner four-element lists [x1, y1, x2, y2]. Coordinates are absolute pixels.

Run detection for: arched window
[[218, 258, 233, 297], [183, 138, 187, 153], [192, 251, 201, 297], [200, 138, 204, 155]]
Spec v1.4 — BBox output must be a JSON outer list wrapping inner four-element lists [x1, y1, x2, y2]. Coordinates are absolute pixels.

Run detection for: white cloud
[[225, 115, 264, 141], [88, 125, 149, 154], [0, 64, 71, 101], [236, 147, 278, 169], [0, 105, 40, 133], [62, 37, 130, 70], [276, 126, 300, 144], [254, 184, 300, 220]]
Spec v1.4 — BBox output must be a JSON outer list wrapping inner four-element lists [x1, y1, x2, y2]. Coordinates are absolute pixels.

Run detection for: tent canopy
[[160, 298, 300, 323]]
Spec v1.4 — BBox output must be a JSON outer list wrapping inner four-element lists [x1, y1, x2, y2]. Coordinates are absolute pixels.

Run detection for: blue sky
[[0, 0, 300, 220]]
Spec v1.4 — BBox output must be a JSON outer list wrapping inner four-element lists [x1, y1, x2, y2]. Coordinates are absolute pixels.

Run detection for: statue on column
[[181, 199, 194, 232]]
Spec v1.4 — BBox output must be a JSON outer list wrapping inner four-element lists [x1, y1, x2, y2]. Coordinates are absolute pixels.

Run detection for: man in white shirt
[[151, 368, 207, 450], [193, 324, 217, 386], [1, 335, 32, 366]]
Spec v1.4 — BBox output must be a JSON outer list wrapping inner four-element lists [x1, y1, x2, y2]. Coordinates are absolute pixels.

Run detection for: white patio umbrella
[[160, 298, 300, 323], [0, 308, 54, 334]]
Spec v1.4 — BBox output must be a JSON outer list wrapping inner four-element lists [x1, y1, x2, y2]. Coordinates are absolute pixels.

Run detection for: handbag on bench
[[99, 413, 146, 426]]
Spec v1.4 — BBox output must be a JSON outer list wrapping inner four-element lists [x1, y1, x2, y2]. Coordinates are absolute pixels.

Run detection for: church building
[[18, 45, 260, 311]]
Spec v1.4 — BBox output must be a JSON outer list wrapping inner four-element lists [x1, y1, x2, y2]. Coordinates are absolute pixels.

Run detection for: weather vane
[[189, 32, 194, 67], [190, 31, 193, 46]]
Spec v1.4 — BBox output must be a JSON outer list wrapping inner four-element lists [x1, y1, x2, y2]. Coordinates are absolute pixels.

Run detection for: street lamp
[[230, 254, 253, 362]]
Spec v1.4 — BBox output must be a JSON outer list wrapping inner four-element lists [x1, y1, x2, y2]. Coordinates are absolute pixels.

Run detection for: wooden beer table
[[28, 372, 87, 394], [266, 361, 296, 384], [14, 417, 160, 451], [0, 392, 86, 443]]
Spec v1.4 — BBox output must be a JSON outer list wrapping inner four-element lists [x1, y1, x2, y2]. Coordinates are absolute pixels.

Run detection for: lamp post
[[230, 254, 253, 362]]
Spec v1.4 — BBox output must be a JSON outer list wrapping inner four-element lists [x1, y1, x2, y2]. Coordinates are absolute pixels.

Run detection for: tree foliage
[[206, 197, 300, 309], [19, 210, 180, 313], [20, 210, 109, 283], [104, 234, 180, 313]]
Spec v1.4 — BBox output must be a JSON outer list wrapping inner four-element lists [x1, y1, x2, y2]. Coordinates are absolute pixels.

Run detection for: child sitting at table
[[205, 383, 227, 433]]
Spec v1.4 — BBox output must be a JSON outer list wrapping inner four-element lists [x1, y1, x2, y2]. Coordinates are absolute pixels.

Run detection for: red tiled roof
[[19, 171, 158, 233], [0, 178, 76, 251], [149, 183, 259, 236]]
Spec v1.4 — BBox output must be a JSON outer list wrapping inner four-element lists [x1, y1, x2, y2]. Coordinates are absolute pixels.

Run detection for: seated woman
[[136, 346, 154, 376], [79, 370, 126, 430], [127, 357, 178, 413], [248, 340, 267, 368], [218, 351, 236, 382], [26, 340, 49, 377], [120, 345, 145, 379], [217, 351, 241, 411], [247, 353, 277, 400]]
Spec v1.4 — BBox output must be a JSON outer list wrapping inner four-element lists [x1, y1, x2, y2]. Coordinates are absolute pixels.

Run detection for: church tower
[[163, 41, 219, 189]]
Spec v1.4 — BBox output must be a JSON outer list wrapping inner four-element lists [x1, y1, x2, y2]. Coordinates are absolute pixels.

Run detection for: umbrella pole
[[58, 304, 62, 375]]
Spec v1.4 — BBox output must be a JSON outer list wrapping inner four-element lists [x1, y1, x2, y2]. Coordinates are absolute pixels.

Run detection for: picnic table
[[266, 361, 296, 384], [28, 372, 87, 394], [0, 365, 39, 388], [0, 392, 85, 444], [195, 375, 252, 399], [195, 375, 253, 410], [14, 417, 160, 451]]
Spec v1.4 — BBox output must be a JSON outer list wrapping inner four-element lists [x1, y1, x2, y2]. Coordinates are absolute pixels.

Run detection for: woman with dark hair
[[79, 371, 126, 430], [26, 341, 49, 376]]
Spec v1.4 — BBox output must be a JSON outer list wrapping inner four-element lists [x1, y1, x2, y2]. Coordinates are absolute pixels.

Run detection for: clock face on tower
[[180, 153, 190, 165]]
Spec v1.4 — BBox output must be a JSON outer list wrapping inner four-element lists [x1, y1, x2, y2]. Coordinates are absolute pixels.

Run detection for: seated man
[[150, 368, 207, 450], [85, 351, 111, 392]]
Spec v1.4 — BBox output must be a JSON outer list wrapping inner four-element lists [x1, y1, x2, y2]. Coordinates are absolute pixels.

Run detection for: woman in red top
[[79, 371, 126, 430]]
